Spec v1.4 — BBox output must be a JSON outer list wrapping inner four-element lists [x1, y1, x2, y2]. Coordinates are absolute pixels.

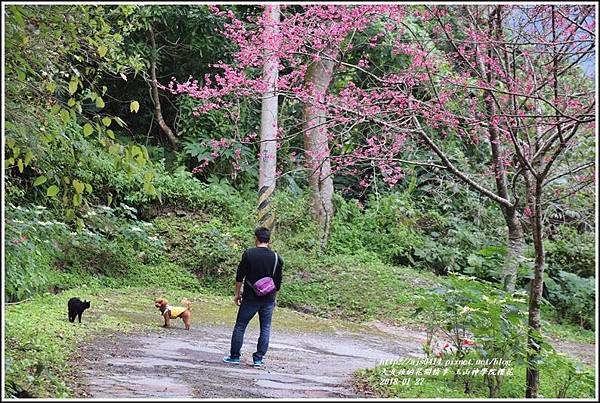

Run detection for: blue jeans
[[229, 298, 275, 361]]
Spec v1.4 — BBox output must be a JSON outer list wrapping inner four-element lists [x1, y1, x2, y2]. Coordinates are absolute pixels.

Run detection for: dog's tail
[[181, 298, 192, 311]]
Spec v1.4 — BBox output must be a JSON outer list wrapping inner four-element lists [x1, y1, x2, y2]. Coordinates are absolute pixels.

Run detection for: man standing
[[223, 227, 283, 367]]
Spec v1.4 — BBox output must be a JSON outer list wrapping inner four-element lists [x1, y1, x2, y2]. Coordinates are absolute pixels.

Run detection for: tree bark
[[525, 173, 545, 398], [502, 208, 524, 292], [474, 5, 524, 292], [257, 4, 280, 230], [149, 25, 178, 150], [303, 47, 339, 251]]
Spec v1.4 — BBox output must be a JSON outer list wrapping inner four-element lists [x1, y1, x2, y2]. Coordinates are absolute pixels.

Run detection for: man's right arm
[[234, 281, 243, 306], [234, 250, 248, 305], [274, 255, 283, 306]]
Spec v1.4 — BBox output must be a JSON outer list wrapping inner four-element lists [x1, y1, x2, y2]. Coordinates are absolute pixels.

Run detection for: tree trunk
[[148, 25, 178, 151], [257, 4, 280, 230], [303, 47, 339, 251], [523, 168, 546, 398], [476, 6, 522, 292], [502, 207, 524, 292]]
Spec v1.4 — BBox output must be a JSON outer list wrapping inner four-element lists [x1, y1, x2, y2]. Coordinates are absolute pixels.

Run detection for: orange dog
[[154, 298, 192, 330]]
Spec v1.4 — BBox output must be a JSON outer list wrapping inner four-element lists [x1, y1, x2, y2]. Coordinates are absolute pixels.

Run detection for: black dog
[[68, 297, 90, 323]]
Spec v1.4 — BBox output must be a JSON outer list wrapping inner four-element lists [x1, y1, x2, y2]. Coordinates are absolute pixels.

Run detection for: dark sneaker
[[223, 356, 241, 365], [253, 358, 265, 367]]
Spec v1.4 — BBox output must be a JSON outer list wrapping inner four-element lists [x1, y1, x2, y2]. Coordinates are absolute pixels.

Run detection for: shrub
[[414, 274, 530, 397], [545, 271, 595, 330], [4, 203, 168, 301], [545, 226, 595, 278], [360, 274, 596, 398], [329, 193, 425, 264], [271, 190, 319, 253], [462, 245, 507, 282], [4, 205, 70, 302]]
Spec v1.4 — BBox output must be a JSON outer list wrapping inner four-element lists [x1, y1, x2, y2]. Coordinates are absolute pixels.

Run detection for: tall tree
[[167, 5, 387, 245], [303, 47, 340, 250], [257, 4, 280, 229]]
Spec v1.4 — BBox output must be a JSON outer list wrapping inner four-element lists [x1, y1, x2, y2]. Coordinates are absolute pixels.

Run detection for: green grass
[[4, 288, 147, 398], [543, 321, 596, 344], [354, 354, 595, 399], [278, 252, 438, 323]]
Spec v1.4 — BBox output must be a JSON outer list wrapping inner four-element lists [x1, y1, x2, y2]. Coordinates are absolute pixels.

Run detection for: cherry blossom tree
[[321, 4, 595, 396], [161, 4, 401, 247], [162, 5, 594, 396]]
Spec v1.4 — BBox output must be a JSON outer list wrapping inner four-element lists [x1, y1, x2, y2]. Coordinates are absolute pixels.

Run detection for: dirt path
[[69, 291, 594, 399], [547, 338, 596, 367], [73, 323, 425, 398]]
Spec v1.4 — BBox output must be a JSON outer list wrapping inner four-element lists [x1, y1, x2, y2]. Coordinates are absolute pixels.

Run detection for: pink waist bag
[[247, 253, 278, 296]]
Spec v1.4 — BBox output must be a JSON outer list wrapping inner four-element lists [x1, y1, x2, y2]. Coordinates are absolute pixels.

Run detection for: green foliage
[[541, 351, 596, 398], [415, 275, 529, 366], [329, 193, 425, 265], [356, 352, 595, 398], [179, 96, 258, 183], [271, 191, 320, 253], [536, 227, 596, 330], [5, 5, 149, 214], [108, 5, 238, 153], [329, 192, 505, 281], [153, 214, 242, 279], [545, 271, 595, 330], [4, 205, 71, 302], [5, 106, 152, 218], [4, 202, 167, 302], [463, 245, 506, 282], [358, 275, 594, 398], [545, 226, 595, 278]]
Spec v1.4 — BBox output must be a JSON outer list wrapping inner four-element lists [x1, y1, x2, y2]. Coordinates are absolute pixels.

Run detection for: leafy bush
[[545, 226, 595, 278], [358, 274, 595, 398], [329, 193, 425, 264], [271, 190, 319, 253], [329, 192, 505, 280], [414, 274, 530, 397], [463, 245, 507, 282], [177, 94, 259, 185], [545, 271, 595, 330], [539, 226, 596, 330], [4, 203, 168, 301], [153, 214, 241, 278], [4, 205, 70, 302]]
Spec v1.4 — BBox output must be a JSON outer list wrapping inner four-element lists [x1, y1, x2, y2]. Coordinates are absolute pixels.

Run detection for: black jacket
[[236, 247, 283, 302]]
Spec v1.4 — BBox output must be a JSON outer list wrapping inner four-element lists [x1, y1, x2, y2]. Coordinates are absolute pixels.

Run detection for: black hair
[[255, 227, 271, 243]]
